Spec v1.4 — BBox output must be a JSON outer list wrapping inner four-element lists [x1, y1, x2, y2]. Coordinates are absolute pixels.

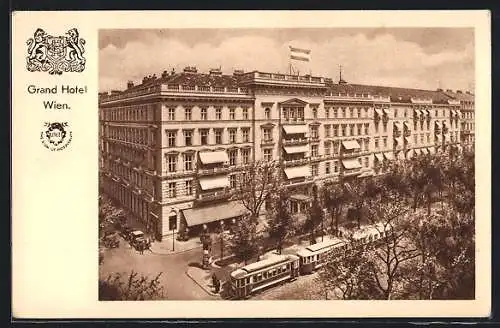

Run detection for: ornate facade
[[99, 67, 474, 240]]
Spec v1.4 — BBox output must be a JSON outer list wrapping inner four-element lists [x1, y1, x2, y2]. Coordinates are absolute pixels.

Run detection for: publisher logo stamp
[[40, 122, 72, 151], [27, 28, 86, 75]]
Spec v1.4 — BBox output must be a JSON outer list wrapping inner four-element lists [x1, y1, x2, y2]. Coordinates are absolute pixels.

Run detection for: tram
[[296, 237, 346, 274], [229, 254, 299, 299]]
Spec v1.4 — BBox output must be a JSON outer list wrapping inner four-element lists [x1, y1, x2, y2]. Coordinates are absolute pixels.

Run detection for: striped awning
[[342, 140, 361, 150], [283, 125, 308, 135], [342, 158, 362, 170], [199, 151, 229, 165], [199, 175, 230, 190], [283, 145, 308, 154], [284, 165, 310, 179]]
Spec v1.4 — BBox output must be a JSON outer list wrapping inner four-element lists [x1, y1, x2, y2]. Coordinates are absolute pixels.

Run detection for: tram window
[[246, 277, 250, 284], [282, 265, 287, 271]]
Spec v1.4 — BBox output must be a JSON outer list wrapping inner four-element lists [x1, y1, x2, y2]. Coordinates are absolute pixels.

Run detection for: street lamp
[[220, 220, 225, 259], [322, 208, 328, 242], [172, 225, 175, 251]]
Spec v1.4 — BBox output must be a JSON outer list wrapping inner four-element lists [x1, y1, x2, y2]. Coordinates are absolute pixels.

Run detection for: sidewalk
[[185, 266, 221, 297], [150, 235, 202, 255]]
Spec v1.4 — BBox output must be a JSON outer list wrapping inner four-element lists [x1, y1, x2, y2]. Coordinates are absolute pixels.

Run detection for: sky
[[99, 28, 474, 93]]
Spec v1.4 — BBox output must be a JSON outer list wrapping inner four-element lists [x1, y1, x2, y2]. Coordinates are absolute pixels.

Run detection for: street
[[99, 238, 219, 300]]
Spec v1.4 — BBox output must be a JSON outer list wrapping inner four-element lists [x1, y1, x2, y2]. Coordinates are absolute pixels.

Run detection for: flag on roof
[[289, 46, 311, 62]]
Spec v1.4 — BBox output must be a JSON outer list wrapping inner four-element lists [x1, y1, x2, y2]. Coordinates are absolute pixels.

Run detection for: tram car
[[351, 222, 392, 248], [296, 237, 347, 274], [229, 254, 299, 299]]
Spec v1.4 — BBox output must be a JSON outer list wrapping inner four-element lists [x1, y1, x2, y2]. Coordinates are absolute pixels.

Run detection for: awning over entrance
[[283, 125, 307, 135], [199, 175, 229, 190], [342, 140, 361, 150], [290, 194, 312, 202], [375, 153, 384, 162], [284, 165, 310, 179], [283, 144, 308, 154], [342, 158, 362, 170], [182, 200, 248, 227], [199, 150, 229, 165], [384, 152, 394, 160]]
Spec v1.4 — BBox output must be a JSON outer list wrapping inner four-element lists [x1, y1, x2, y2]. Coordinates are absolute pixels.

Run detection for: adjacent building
[[99, 67, 474, 241]]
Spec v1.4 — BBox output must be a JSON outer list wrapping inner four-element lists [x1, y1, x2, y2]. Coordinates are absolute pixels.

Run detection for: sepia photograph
[[97, 27, 476, 302]]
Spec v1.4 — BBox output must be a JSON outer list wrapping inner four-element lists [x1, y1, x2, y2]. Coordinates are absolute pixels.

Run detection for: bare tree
[[99, 271, 165, 300], [266, 187, 294, 254], [233, 160, 281, 221]]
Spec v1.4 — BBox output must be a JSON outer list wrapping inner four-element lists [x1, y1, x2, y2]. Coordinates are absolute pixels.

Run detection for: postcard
[[11, 10, 491, 319]]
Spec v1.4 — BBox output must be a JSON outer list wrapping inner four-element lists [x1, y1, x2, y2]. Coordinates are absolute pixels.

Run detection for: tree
[[99, 271, 165, 300], [317, 238, 378, 300], [229, 215, 259, 265], [304, 185, 324, 244], [322, 182, 347, 236], [233, 160, 281, 221], [364, 195, 419, 300], [266, 188, 294, 254]]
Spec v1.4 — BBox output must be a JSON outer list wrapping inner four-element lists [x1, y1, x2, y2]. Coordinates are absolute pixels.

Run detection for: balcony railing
[[196, 189, 232, 203], [283, 157, 310, 167], [282, 138, 308, 145], [282, 118, 306, 124], [197, 166, 232, 176], [343, 167, 362, 176]]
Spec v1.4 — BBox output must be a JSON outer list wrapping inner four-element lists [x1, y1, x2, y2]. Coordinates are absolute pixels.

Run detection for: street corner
[[185, 266, 221, 297]]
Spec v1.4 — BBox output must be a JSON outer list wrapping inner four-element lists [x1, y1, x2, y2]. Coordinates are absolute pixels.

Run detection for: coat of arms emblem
[[26, 28, 86, 75]]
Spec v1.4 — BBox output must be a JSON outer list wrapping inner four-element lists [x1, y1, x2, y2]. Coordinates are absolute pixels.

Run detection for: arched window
[[264, 108, 271, 120]]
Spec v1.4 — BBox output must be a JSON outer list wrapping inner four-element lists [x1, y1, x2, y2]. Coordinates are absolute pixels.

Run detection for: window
[[242, 148, 250, 164], [383, 122, 388, 133], [229, 107, 236, 120], [325, 107, 330, 118], [201, 107, 207, 120], [350, 108, 354, 117], [342, 107, 346, 118], [333, 107, 338, 118], [200, 129, 209, 145], [185, 107, 192, 120], [364, 123, 369, 135], [311, 164, 318, 176], [350, 124, 355, 136], [404, 109, 407, 118], [383, 137, 388, 148], [325, 161, 330, 174], [229, 128, 237, 143], [427, 133, 430, 143], [357, 124, 363, 135], [185, 180, 193, 195], [333, 141, 340, 155], [184, 153, 193, 171], [374, 137, 379, 149], [365, 138, 370, 151], [263, 128, 272, 141], [264, 149, 272, 161], [312, 107, 318, 119], [333, 124, 339, 137], [184, 130, 192, 146], [243, 108, 248, 120], [168, 214, 177, 229], [324, 142, 331, 155], [229, 150, 237, 166], [264, 108, 271, 119], [324, 125, 331, 137], [242, 128, 250, 143], [215, 129, 223, 144], [311, 144, 318, 157], [167, 131, 176, 147], [168, 108, 175, 120], [167, 155, 177, 173], [364, 157, 369, 167], [230, 175, 237, 188], [168, 182, 176, 198], [357, 107, 361, 118], [216, 107, 222, 120], [395, 109, 399, 118], [311, 126, 319, 139], [333, 161, 339, 173]]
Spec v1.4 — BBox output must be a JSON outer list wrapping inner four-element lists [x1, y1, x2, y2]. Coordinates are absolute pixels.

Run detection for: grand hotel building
[[99, 67, 474, 241]]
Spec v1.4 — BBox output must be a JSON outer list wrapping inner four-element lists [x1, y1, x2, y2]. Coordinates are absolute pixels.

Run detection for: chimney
[[446, 89, 453, 92], [436, 88, 443, 92], [161, 70, 168, 79], [456, 90, 462, 94], [466, 90, 471, 95], [209, 68, 222, 76], [127, 80, 134, 89], [183, 66, 198, 74]]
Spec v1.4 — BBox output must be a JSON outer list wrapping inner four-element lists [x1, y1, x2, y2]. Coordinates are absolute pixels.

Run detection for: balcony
[[197, 166, 232, 176], [282, 118, 306, 124], [163, 170, 195, 179], [343, 167, 362, 176], [283, 158, 310, 167], [196, 189, 233, 203], [282, 138, 308, 146], [261, 139, 275, 146]]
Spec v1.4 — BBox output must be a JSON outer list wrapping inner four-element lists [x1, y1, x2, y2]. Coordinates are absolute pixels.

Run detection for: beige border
[[11, 10, 491, 318]]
